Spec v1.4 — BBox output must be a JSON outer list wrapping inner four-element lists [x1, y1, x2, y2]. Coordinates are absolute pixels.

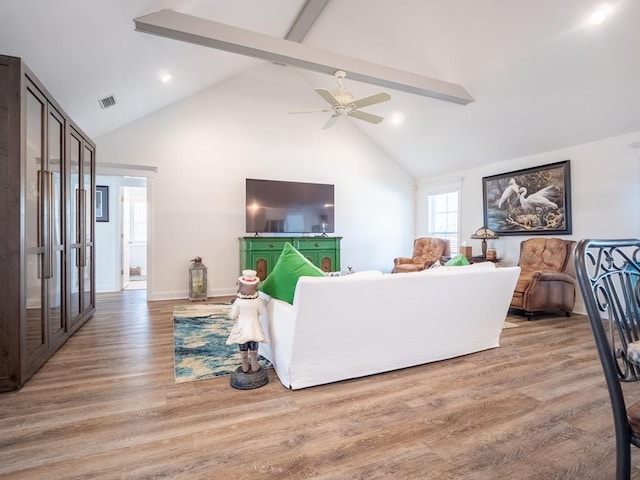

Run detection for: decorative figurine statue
[[226, 270, 269, 389]]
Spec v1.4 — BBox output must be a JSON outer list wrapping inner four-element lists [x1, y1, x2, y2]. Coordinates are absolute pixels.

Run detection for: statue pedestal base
[[230, 366, 268, 390]]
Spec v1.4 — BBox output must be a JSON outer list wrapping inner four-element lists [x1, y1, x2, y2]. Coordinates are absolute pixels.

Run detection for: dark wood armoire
[[0, 55, 96, 391]]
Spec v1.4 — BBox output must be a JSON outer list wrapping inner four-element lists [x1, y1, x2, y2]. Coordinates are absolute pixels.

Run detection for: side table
[[468, 256, 501, 264]]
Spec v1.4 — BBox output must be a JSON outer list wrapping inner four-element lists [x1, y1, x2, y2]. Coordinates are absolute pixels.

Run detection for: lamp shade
[[471, 226, 498, 240], [471, 226, 498, 258]]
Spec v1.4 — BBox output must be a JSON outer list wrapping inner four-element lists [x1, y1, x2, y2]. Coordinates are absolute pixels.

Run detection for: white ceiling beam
[[286, 0, 330, 42], [133, 9, 474, 105]]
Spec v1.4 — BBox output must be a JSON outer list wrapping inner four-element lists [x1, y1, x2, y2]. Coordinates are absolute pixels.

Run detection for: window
[[427, 190, 459, 254]]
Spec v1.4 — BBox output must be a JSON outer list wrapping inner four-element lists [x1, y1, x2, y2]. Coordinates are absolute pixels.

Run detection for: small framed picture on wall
[[96, 185, 109, 222]]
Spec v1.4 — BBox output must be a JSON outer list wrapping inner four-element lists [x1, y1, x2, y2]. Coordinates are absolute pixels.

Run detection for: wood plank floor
[[2, 289, 640, 479]]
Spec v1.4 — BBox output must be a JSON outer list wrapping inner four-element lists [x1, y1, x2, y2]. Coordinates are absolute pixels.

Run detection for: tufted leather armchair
[[511, 237, 576, 316], [392, 237, 447, 273]]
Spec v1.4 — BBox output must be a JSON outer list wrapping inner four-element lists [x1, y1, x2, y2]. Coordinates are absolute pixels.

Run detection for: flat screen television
[[245, 178, 334, 234]]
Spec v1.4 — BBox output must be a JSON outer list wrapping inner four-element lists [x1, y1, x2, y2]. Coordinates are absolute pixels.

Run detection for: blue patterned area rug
[[173, 303, 267, 383]]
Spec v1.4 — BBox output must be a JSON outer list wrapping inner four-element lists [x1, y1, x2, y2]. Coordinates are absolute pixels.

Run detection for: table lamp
[[471, 226, 499, 258]]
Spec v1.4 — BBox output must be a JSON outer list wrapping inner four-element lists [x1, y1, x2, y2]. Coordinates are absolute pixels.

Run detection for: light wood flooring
[[2, 289, 640, 479]]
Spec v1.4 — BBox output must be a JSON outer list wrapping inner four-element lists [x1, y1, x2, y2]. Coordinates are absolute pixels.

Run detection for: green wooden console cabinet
[[239, 237, 342, 280]]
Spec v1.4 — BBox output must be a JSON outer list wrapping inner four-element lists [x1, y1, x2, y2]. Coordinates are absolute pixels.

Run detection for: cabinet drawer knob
[[314, 242, 320, 247], [269, 243, 275, 248]]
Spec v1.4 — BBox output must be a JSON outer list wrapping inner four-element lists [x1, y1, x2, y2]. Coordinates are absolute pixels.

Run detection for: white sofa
[[258, 262, 520, 390]]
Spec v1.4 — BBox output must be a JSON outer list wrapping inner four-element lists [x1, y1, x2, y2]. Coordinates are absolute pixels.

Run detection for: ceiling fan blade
[[322, 114, 340, 130], [351, 92, 391, 109], [349, 110, 384, 125], [315, 88, 340, 107]]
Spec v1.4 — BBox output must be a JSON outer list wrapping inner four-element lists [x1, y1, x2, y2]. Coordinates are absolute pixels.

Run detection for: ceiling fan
[[290, 70, 391, 129]]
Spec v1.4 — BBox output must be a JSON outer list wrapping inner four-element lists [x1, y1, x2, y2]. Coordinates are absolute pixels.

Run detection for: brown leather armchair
[[511, 237, 576, 316], [392, 237, 447, 273]]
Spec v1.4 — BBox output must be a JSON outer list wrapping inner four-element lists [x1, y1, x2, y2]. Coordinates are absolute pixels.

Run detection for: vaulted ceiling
[[2, 0, 639, 177]]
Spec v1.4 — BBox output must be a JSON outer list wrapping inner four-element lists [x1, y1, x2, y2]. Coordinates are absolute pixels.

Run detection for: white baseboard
[[147, 287, 237, 302]]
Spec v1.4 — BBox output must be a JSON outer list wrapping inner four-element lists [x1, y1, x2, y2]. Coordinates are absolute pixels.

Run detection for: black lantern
[[188, 256, 207, 301]]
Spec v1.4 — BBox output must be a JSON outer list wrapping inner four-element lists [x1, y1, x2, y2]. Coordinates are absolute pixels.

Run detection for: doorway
[[121, 184, 147, 291], [95, 167, 155, 298]]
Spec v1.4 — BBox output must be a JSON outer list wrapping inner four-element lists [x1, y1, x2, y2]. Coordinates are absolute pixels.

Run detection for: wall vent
[[98, 95, 117, 109]]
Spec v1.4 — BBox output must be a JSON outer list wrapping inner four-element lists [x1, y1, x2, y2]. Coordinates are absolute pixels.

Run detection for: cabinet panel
[[24, 87, 46, 361], [247, 252, 281, 281], [48, 107, 65, 344], [246, 239, 290, 252], [293, 238, 340, 251], [319, 254, 333, 273], [315, 251, 336, 273], [49, 248, 65, 343], [81, 142, 95, 319], [297, 250, 336, 273], [69, 133, 81, 321]]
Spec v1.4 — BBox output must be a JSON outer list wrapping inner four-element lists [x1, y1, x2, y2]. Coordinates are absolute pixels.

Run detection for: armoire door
[[68, 129, 95, 330], [24, 83, 47, 364], [82, 142, 95, 317], [46, 100, 66, 347], [23, 80, 66, 371]]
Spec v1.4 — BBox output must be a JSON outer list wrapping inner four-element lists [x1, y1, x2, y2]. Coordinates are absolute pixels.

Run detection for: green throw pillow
[[444, 253, 471, 266], [259, 243, 325, 304]]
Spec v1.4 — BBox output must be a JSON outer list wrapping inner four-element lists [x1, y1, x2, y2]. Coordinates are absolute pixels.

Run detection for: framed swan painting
[[482, 160, 571, 235]]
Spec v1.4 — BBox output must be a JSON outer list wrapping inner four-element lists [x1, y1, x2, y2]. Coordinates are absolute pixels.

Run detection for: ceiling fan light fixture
[[331, 70, 353, 105], [332, 88, 353, 105]]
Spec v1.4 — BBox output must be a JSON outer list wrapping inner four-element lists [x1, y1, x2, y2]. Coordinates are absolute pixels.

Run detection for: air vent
[[98, 95, 117, 109]]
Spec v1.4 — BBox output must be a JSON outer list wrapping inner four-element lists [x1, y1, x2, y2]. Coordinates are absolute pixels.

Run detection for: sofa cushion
[[259, 243, 325, 304]]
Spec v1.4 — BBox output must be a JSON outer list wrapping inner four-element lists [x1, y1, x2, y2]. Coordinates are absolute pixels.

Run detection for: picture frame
[[96, 185, 109, 222], [482, 160, 571, 235]]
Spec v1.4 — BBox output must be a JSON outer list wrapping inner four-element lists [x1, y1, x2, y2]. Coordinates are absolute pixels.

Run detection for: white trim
[[97, 162, 158, 177]]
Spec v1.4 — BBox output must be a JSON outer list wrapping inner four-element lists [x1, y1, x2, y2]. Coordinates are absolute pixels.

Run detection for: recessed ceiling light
[[589, 3, 613, 25], [160, 72, 172, 83], [390, 111, 405, 126]]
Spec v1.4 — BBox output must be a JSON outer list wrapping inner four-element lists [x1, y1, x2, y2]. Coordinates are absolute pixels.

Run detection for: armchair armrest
[[394, 257, 414, 266], [530, 270, 575, 285]]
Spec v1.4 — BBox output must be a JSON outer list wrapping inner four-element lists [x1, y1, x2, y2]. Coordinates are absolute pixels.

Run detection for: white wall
[[95, 64, 415, 300], [419, 130, 640, 313], [94, 175, 119, 292]]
